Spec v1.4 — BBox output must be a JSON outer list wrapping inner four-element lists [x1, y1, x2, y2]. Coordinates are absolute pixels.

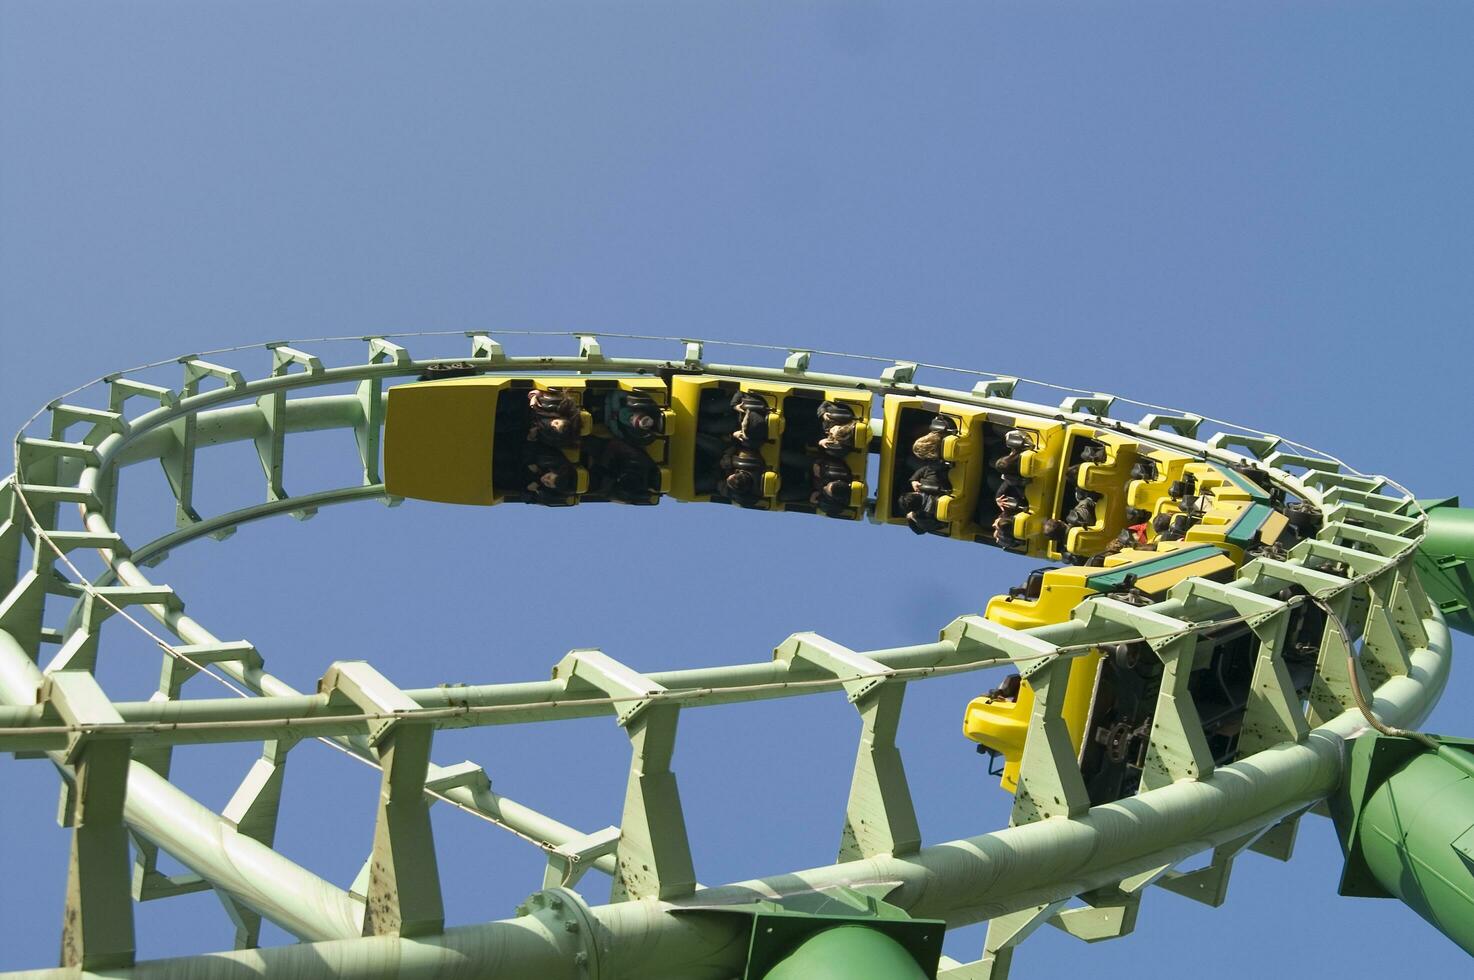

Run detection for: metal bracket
[[1047, 888, 1140, 943], [1074, 599, 1214, 790], [775, 632, 893, 703], [578, 335, 605, 362], [940, 615, 1059, 678], [1010, 656, 1091, 824], [774, 634, 919, 859], [319, 660, 421, 745], [1169, 578, 1308, 755], [469, 333, 506, 361], [881, 361, 917, 385], [1058, 394, 1113, 418], [1302, 469, 1386, 494], [1139, 412, 1203, 438], [1157, 828, 1263, 906], [1205, 432, 1281, 460], [784, 350, 812, 374], [972, 377, 1018, 399], [1323, 502, 1421, 538], [553, 649, 667, 727], [543, 826, 622, 889], [1240, 557, 1359, 726], [45, 586, 184, 675], [268, 343, 324, 376]]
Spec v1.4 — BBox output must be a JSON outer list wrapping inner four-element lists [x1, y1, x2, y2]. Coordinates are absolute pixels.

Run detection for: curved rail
[[0, 333, 1448, 978]]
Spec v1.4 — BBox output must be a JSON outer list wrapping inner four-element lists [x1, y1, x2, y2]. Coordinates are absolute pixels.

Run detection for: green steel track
[[0, 333, 1456, 978]]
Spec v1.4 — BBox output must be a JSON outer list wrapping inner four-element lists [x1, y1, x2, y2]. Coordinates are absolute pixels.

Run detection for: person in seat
[[908, 461, 952, 497], [1042, 518, 1069, 552], [809, 456, 854, 515], [1125, 507, 1152, 545], [910, 415, 958, 464], [731, 392, 771, 449], [817, 401, 860, 454], [898, 490, 947, 535], [418, 361, 481, 381], [987, 673, 1023, 702], [523, 448, 578, 505], [1085, 528, 1137, 566], [718, 446, 768, 507], [596, 439, 660, 502], [605, 390, 662, 446], [1079, 441, 1107, 465], [992, 512, 1025, 550], [1152, 512, 1195, 541], [992, 429, 1032, 477], [996, 474, 1029, 515], [528, 388, 582, 447], [1064, 487, 1099, 528]]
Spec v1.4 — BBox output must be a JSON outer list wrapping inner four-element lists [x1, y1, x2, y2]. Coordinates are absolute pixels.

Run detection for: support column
[[44, 671, 136, 970], [321, 661, 443, 937]]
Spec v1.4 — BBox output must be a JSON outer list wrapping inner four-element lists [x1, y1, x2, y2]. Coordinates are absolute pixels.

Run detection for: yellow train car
[[745, 380, 872, 520], [1125, 446, 1195, 519], [1002, 419, 1069, 557], [1158, 461, 1288, 562], [963, 542, 1239, 792], [384, 376, 505, 506], [962, 651, 1103, 793], [668, 376, 871, 516], [385, 374, 680, 507], [874, 396, 989, 538], [1049, 426, 1140, 560], [983, 541, 1238, 631]]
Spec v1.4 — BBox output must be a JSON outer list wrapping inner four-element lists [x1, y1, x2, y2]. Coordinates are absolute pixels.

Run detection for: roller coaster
[[1, 332, 1471, 978]]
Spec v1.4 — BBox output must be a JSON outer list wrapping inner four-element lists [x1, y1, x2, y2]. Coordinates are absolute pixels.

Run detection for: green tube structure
[[1333, 732, 1474, 955], [762, 926, 931, 980], [1414, 498, 1474, 634]]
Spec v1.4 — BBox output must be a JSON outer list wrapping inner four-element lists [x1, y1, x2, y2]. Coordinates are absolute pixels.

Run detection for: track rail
[[0, 333, 1448, 978]]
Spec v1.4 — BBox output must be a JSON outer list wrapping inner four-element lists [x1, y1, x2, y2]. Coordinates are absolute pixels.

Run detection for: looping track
[[0, 333, 1450, 979]]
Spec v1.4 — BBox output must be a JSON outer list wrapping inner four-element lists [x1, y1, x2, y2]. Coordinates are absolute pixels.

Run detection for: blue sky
[[1, 1, 1471, 975]]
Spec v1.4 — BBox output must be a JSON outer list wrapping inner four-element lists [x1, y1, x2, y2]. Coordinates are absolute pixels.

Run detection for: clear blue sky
[[2, 2, 1471, 975]]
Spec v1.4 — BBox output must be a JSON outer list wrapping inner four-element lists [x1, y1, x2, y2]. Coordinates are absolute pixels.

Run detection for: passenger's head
[[539, 470, 568, 490], [1152, 513, 1172, 533], [912, 431, 944, 460], [615, 468, 650, 496], [897, 491, 925, 513], [1004, 429, 1029, 451], [547, 417, 573, 435], [1126, 507, 1150, 525], [1042, 518, 1066, 542], [821, 480, 848, 501], [632, 411, 657, 431], [725, 470, 756, 496]]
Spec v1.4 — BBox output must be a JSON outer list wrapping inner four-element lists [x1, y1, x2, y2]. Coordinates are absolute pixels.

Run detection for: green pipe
[[1334, 733, 1474, 956], [1413, 499, 1474, 633], [1419, 499, 1474, 560], [761, 926, 930, 980]]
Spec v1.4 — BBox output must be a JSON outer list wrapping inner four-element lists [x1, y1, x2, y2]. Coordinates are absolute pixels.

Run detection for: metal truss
[[0, 333, 1450, 978]]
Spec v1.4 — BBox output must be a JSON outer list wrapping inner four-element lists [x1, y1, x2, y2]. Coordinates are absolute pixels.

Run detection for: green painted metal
[[1083, 542, 1223, 591], [761, 926, 933, 980], [1332, 733, 1474, 955], [0, 333, 1462, 977], [1414, 498, 1474, 634]]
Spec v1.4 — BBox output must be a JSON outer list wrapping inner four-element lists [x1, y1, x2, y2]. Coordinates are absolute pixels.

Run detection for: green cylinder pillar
[[762, 925, 931, 980], [1414, 498, 1474, 634], [1334, 733, 1474, 956]]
